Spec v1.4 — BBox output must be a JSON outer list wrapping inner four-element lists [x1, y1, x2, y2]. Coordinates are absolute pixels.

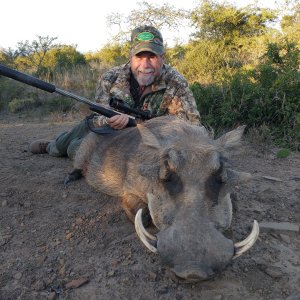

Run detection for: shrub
[[44, 97, 74, 113], [8, 97, 40, 113], [276, 148, 291, 158]]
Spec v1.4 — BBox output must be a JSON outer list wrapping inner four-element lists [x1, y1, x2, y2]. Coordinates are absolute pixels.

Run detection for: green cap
[[130, 25, 164, 56]]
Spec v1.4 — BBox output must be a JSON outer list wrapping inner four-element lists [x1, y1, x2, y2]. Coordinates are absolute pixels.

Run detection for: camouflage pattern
[[94, 63, 201, 126], [130, 25, 165, 56]]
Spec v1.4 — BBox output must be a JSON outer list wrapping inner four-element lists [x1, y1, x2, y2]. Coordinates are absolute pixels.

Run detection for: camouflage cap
[[130, 25, 164, 56]]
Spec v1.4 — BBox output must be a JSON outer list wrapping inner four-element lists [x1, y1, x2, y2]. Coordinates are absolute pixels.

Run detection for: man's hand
[[106, 114, 129, 129]]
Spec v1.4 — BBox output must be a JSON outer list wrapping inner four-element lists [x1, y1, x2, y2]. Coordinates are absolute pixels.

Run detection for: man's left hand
[[106, 114, 129, 129]]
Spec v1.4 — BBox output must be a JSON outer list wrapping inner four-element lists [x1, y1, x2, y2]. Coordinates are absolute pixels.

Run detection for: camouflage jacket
[[94, 62, 200, 126]]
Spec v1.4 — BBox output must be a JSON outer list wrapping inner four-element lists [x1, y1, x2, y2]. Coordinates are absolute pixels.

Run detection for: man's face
[[130, 51, 164, 87]]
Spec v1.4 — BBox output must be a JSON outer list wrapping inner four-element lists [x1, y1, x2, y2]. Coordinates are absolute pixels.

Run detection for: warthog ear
[[227, 168, 252, 183], [159, 149, 182, 180], [137, 124, 161, 149], [216, 125, 246, 149]]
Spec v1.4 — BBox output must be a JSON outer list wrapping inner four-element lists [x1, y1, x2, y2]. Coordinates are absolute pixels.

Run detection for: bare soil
[[0, 113, 299, 300]]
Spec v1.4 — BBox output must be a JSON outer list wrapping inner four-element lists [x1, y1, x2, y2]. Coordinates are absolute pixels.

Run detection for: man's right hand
[[106, 114, 129, 130]]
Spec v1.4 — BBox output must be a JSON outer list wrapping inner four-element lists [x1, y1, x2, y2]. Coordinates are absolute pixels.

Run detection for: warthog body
[[73, 116, 258, 282]]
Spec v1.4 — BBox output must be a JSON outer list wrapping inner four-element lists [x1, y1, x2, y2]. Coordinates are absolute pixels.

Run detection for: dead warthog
[[72, 116, 259, 282]]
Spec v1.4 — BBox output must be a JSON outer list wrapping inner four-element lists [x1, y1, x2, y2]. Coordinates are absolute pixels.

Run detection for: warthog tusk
[[233, 220, 259, 259], [135, 209, 158, 254]]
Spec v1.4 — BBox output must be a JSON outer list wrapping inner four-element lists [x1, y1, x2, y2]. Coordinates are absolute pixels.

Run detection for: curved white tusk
[[233, 220, 259, 259], [134, 209, 158, 253]]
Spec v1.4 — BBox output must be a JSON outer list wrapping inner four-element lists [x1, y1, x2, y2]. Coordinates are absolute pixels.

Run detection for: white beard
[[135, 73, 155, 86], [134, 68, 156, 86]]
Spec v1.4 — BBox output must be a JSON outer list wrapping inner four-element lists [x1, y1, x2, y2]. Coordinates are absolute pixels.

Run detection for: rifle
[[0, 63, 152, 127]]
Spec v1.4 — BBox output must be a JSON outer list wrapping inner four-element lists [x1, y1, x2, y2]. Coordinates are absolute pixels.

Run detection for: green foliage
[[8, 97, 40, 113], [91, 43, 129, 66], [1, 0, 299, 150], [174, 40, 230, 83], [191, 39, 300, 149], [6, 95, 74, 114], [281, 1, 300, 45], [44, 96, 74, 113], [276, 148, 291, 158], [14, 35, 58, 75], [190, 0, 277, 42], [40, 45, 86, 75]]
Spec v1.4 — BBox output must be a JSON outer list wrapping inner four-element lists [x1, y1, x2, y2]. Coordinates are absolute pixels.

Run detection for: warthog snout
[[170, 263, 215, 282], [135, 209, 259, 282]]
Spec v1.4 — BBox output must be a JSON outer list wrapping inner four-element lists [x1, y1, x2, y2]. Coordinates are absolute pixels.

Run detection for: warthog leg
[[64, 169, 83, 187]]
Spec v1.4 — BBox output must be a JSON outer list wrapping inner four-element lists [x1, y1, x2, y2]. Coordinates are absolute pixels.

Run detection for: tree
[[14, 35, 58, 75], [281, 1, 300, 45], [0, 47, 18, 66], [91, 43, 129, 66], [106, 1, 188, 43], [190, 0, 277, 43], [44, 45, 86, 72]]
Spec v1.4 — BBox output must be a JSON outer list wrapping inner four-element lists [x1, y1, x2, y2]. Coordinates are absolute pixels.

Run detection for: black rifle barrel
[[0, 63, 137, 126]]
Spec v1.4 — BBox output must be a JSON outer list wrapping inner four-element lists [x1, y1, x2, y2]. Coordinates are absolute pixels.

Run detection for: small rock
[[58, 265, 66, 277], [24, 201, 31, 208], [111, 258, 119, 268], [262, 175, 283, 182], [157, 287, 168, 294], [1, 200, 8, 207], [263, 266, 283, 278], [36, 255, 47, 264], [65, 232, 74, 240], [213, 295, 223, 300], [285, 292, 300, 300], [107, 270, 115, 277], [48, 292, 56, 300], [14, 272, 22, 280], [32, 280, 45, 291], [75, 217, 83, 225], [280, 234, 291, 244], [148, 271, 157, 281], [65, 278, 89, 289]]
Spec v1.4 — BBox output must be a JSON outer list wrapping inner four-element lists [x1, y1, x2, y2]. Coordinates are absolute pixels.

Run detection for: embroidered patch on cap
[[137, 32, 154, 41]]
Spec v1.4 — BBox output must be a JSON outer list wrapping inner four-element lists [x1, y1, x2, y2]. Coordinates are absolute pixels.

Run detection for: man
[[29, 25, 201, 159]]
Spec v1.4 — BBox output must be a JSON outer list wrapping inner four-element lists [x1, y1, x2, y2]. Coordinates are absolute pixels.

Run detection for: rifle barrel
[[0, 63, 56, 93], [0, 63, 136, 126]]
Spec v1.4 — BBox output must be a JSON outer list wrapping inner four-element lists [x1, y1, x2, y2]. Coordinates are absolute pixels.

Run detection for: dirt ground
[[0, 113, 299, 300]]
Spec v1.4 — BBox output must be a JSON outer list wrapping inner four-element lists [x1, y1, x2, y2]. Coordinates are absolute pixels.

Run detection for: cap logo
[[137, 32, 154, 41]]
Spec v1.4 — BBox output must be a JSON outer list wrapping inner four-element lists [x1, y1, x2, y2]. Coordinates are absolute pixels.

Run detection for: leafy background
[[0, 0, 299, 149]]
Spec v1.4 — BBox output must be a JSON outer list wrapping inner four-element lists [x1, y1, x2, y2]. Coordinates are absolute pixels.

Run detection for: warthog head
[[132, 117, 259, 282], [75, 116, 259, 282]]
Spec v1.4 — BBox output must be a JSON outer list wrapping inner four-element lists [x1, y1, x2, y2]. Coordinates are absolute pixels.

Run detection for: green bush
[[8, 97, 40, 113], [44, 97, 74, 113], [276, 148, 291, 158], [191, 73, 299, 149]]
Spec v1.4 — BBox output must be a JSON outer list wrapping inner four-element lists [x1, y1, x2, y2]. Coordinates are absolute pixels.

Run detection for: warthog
[[72, 116, 259, 282]]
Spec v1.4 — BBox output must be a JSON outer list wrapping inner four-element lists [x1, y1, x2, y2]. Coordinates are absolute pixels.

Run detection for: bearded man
[[29, 25, 201, 159]]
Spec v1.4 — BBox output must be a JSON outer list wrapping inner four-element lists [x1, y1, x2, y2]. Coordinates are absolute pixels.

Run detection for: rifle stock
[[0, 63, 138, 127]]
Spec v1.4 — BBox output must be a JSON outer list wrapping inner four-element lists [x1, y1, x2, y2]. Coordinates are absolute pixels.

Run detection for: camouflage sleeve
[[94, 68, 118, 104], [162, 69, 201, 126], [93, 68, 118, 126], [172, 85, 201, 126]]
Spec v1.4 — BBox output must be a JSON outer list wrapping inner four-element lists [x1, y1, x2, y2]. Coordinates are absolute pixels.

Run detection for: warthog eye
[[205, 163, 224, 206], [161, 170, 183, 196]]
